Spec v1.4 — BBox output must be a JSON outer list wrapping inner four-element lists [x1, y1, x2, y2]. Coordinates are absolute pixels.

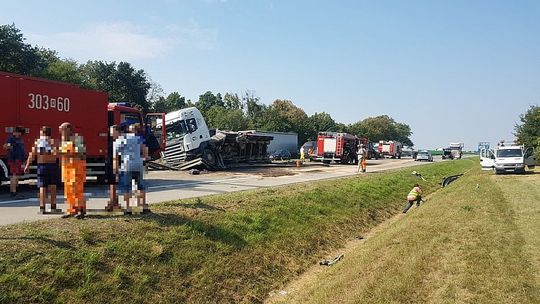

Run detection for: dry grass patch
[[276, 167, 540, 304]]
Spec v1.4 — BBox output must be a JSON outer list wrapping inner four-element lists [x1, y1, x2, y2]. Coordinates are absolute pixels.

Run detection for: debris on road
[[319, 254, 344, 266], [412, 170, 427, 181], [441, 174, 463, 187]]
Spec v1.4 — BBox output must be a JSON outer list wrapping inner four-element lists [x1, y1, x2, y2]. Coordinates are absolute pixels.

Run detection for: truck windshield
[[497, 149, 522, 158], [166, 120, 187, 141]]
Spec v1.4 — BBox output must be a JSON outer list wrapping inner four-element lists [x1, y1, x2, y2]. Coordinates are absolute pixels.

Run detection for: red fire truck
[[316, 132, 359, 164], [378, 140, 403, 159], [0, 71, 166, 183]]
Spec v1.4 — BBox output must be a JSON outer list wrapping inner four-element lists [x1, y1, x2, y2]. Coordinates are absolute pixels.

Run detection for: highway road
[[0, 157, 443, 226]]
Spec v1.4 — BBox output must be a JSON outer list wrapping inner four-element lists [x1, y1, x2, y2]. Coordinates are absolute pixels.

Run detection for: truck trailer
[[159, 107, 273, 170], [247, 130, 298, 156], [0, 71, 166, 183]]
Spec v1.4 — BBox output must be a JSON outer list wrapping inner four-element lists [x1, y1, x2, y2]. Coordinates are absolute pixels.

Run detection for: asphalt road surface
[[0, 157, 443, 226]]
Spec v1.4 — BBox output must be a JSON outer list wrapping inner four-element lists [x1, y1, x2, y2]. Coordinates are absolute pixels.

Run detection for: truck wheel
[[202, 148, 217, 167]]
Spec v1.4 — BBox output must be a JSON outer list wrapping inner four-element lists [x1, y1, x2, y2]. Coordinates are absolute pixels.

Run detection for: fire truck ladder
[[336, 136, 343, 158]]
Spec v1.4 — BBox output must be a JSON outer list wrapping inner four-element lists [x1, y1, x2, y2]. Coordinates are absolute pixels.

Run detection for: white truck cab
[[157, 107, 211, 166], [480, 144, 535, 174]]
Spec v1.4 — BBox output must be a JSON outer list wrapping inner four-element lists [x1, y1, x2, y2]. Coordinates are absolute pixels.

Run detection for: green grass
[[279, 167, 540, 304], [0, 159, 475, 304]]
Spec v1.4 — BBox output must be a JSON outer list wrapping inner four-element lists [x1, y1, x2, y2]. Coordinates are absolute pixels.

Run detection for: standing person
[[24, 127, 61, 213], [357, 144, 368, 174], [113, 124, 149, 214], [3, 126, 26, 197], [105, 125, 121, 212], [300, 147, 305, 163], [59, 123, 87, 219], [403, 184, 423, 213]]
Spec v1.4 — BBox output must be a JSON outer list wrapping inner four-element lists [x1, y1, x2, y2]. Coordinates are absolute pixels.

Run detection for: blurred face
[[59, 125, 71, 139], [13, 131, 22, 138], [110, 127, 119, 139]]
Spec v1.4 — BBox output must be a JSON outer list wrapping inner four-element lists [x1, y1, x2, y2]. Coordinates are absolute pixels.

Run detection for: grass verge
[[278, 167, 540, 304], [0, 159, 474, 303]]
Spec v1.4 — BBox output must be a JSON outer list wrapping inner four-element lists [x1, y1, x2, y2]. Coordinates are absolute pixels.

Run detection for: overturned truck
[[157, 107, 273, 170]]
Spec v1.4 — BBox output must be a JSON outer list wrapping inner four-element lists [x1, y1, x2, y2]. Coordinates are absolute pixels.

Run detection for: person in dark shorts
[[3, 126, 26, 197], [105, 125, 121, 212], [25, 126, 61, 214]]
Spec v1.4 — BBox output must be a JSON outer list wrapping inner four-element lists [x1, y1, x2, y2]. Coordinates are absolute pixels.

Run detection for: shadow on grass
[[181, 202, 226, 212], [0, 235, 74, 250], [142, 212, 247, 249]]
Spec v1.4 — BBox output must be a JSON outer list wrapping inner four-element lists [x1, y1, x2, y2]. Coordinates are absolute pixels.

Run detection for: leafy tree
[[270, 99, 309, 144], [41, 58, 84, 84], [205, 106, 249, 131], [350, 115, 413, 146], [152, 92, 188, 113], [80, 61, 151, 110], [0, 24, 43, 75], [515, 105, 540, 161], [243, 91, 266, 125], [224, 93, 242, 110], [259, 106, 292, 132], [306, 112, 336, 140], [196, 91, 224, 115]]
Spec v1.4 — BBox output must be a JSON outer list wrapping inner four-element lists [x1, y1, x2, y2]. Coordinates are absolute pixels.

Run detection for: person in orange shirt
[[59, 122, 87, 219]]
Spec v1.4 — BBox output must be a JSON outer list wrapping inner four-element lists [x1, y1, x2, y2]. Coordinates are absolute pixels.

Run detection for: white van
[[480, 144, 535, 174]]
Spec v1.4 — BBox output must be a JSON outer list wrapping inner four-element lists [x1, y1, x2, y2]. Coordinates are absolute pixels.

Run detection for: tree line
[[1, 23, 413, 146]]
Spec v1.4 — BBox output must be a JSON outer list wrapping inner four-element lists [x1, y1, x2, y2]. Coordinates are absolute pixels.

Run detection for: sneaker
[[38, 208, 46, 214], [142, 209, 152, 214], [10, 192, 17, 197], [124, 210, 133, 216], [61, 214, 74, 219], [75, 213, 85, 220]]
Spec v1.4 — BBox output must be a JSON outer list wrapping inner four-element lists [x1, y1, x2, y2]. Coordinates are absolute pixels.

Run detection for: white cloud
[[27, 21, 217, 62]]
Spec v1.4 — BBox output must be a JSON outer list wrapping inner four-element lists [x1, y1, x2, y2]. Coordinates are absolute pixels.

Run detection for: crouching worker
[[403, 183, 423, 213], [25, 126, 61, 214]]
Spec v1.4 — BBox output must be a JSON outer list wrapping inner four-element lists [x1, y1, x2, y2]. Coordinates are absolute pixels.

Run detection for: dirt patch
[[258, 168, 297, 177]]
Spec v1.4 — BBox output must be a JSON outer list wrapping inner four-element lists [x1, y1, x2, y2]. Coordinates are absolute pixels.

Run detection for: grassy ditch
[[279, 167, 540, 304], [0, 159, 474, 303]]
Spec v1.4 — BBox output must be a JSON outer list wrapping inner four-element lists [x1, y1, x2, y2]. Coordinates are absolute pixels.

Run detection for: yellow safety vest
[[408, 187, 420, 197]]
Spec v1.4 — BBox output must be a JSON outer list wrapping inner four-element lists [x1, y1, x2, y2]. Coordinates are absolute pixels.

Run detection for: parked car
[[269, 149, 292, 161], [415, 150, 433, 162]]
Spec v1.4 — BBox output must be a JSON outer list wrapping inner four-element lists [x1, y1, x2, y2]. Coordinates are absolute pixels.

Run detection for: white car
[[416, 150, 433, 162]]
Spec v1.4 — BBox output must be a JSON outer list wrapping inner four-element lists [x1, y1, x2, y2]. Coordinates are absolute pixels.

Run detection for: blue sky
[[2, 0, 539, 150]]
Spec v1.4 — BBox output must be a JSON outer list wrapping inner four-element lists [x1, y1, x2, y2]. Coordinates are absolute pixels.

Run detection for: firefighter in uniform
[[357, 144, 368, 174]]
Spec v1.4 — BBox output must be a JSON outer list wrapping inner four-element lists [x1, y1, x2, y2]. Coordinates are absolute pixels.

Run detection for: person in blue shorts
[[113, 124, 149, 214], [25, 126, 61, 214]]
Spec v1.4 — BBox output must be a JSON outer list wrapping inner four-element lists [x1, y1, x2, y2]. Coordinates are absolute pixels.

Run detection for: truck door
[[480, 148, 495, 170], [145, 113, 166, 153], [524, 147, 536, 169]]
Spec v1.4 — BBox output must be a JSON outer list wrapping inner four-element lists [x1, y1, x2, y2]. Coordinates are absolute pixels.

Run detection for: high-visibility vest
[[408, 187, 421, 197]]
